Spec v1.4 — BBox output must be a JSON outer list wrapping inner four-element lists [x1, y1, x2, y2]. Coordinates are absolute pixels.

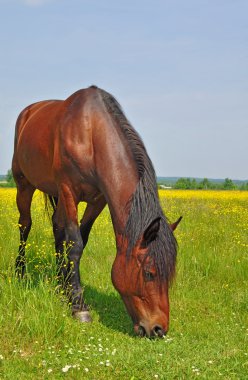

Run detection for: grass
[[0, 188, 247, 379]]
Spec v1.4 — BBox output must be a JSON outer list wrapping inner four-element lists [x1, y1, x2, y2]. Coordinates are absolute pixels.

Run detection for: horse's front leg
[[54, 187, 91, 323], [64, 223, 92, 322], [79, 195, 106, 247]]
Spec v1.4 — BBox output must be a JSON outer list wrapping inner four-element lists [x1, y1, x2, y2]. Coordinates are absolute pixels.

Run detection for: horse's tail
[[43, 193, 57, 221]]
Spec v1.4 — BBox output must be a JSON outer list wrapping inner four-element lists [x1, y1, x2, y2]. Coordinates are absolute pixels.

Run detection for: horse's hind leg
[[15, 177, 35, 277]]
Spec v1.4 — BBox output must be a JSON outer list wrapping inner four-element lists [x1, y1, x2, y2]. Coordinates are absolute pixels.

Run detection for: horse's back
[[14, 100, 59, 139], [12, 87, 101, 196]]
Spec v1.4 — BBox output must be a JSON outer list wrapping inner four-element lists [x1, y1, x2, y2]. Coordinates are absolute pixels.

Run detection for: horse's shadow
[[84, 285, 134, 336], [4, 265, 134, 337]]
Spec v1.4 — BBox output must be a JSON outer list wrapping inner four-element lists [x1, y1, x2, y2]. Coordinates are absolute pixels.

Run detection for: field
[[0, 188, 247, 379]]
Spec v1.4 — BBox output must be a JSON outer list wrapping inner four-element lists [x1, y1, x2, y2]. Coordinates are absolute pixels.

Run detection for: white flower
[[0, 355, 3, 360], [47, 369, 53, 373], [62, 365, 71, 373], [85, 368, 89, 372], [192, 368, 200, 373]]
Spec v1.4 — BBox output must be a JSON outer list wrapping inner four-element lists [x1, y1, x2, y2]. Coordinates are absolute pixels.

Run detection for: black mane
[[98, 87, 177, 282]]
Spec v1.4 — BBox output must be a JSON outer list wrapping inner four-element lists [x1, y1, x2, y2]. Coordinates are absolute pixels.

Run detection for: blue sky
[[0, 0, 247, 179]]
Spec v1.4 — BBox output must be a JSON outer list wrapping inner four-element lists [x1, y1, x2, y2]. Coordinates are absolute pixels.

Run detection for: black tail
[[43, 193, 58, 221]]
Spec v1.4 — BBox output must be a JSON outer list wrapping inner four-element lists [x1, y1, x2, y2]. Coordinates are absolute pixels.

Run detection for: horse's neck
[[93, 118, 139, 237], [101, 165, 138, 237]]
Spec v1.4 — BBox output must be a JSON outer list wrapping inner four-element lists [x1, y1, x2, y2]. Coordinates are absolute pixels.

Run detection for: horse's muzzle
[[135, 323, 167, 338]]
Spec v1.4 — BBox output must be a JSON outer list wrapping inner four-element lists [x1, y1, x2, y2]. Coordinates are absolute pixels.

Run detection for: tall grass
[[0, 189, 247, 379]]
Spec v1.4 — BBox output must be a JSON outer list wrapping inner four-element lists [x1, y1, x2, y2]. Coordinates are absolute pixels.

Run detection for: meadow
[[0, 188, 247, 379]]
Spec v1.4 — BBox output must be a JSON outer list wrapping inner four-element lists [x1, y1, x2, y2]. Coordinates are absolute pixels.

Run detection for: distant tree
[[199, 178, 211, 189], [6, 169, 13, 182], [191, 178, 197, 189], [223, 178, 236, 190], [174, 178, 184, 189], [185, 178, 192, 189], [6, 169, 15, 186], [175, 178, 191, 189], [240, 182, 248, 191]]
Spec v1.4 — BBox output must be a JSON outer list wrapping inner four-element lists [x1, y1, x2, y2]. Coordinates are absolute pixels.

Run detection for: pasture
[[0, 188, 247, 379]]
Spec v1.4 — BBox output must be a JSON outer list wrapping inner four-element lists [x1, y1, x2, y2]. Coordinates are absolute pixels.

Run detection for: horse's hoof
[[73, 310, 92, 323]]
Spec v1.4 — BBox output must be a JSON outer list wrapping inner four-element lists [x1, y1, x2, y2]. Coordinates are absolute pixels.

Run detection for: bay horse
[[12, 86, 181, 338]]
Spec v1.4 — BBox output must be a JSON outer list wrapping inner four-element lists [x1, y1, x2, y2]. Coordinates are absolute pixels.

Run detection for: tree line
[[1, 170, 248, 191], [159, 177, 248, 190]]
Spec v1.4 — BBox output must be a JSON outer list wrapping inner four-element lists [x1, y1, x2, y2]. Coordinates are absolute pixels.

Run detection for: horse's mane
[[98, 87, 177, 282]]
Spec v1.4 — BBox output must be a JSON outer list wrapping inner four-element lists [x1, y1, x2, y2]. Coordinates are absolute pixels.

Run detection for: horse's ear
[[170, 216, 183, 231], [141, 217, 161, 247]]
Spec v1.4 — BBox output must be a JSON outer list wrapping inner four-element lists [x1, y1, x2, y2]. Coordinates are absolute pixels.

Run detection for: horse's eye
[[144, 271, 155, 281]]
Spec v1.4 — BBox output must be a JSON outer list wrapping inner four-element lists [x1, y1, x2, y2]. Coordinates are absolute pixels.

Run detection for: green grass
[[0, 189, 247, 379]]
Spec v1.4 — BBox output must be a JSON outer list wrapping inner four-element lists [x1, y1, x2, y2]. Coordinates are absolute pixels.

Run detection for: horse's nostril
[[136, 324, 166, 338], [152, 325, 166, 338], [137, 325, 146, 337]]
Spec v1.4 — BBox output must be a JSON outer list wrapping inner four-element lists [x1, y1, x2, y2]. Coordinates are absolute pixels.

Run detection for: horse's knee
[[66, 225, 84, 256], [18, 218, 32, 240]]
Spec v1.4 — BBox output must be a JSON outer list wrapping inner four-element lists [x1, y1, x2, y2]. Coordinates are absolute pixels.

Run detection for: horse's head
[[111, 217, 181, 338]]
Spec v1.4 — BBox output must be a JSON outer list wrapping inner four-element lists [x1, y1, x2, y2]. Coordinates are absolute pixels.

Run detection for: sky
[[0, 0, 247, 180]]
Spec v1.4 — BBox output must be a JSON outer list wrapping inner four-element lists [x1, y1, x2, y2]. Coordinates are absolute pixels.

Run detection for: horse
[[12, 86, 181, 338]]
